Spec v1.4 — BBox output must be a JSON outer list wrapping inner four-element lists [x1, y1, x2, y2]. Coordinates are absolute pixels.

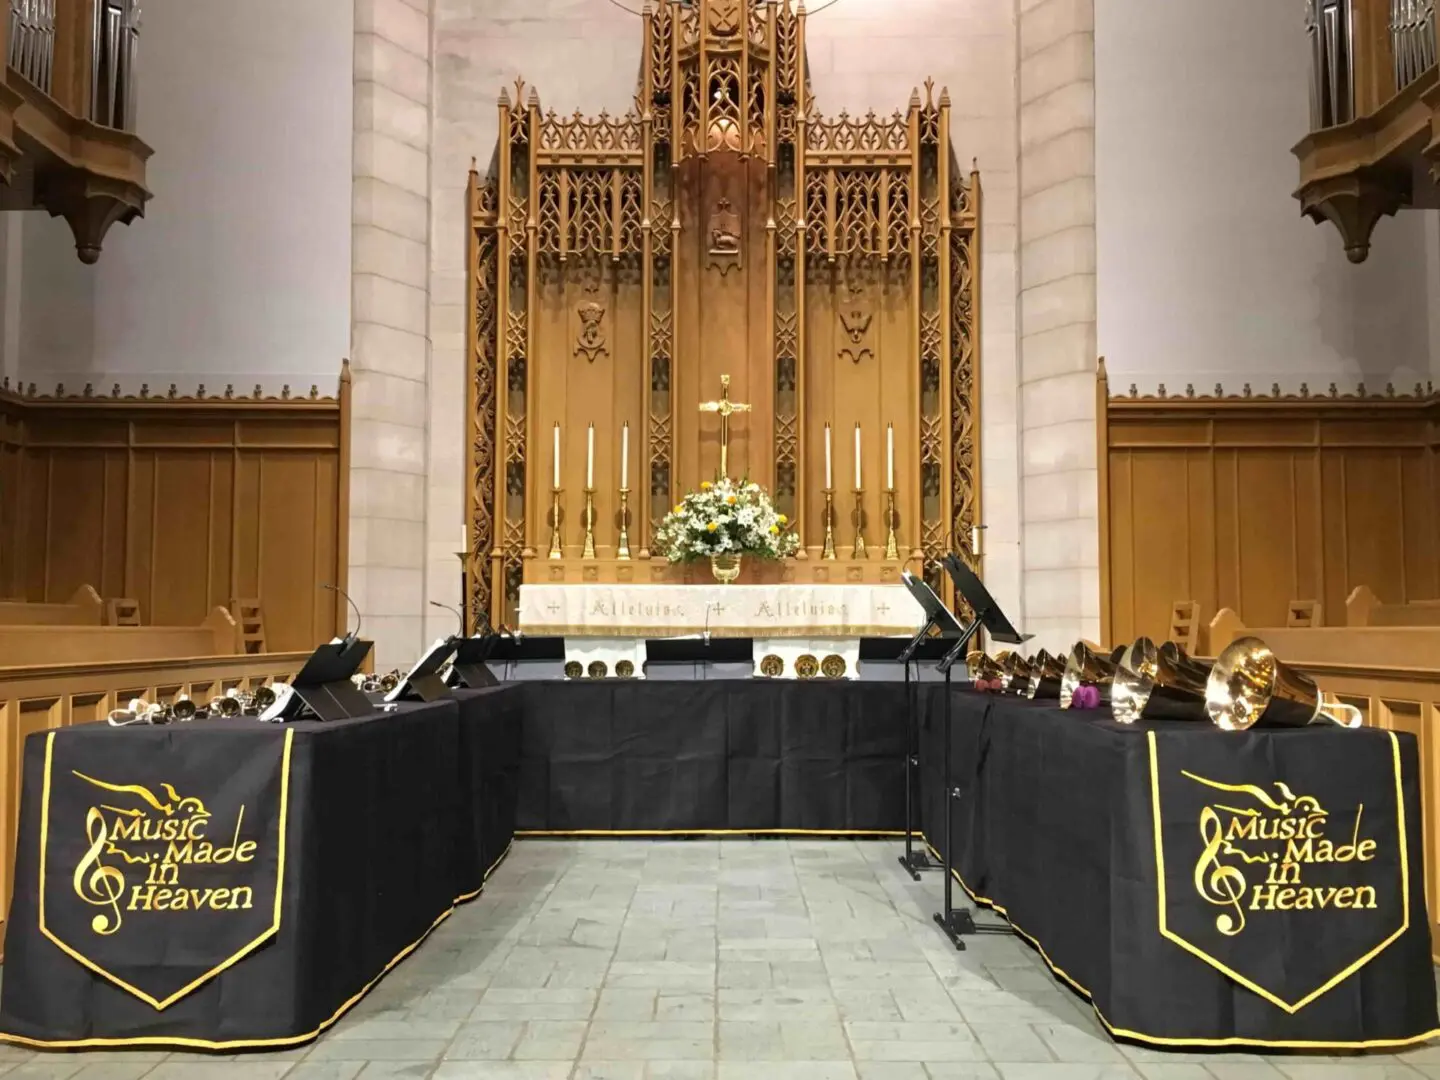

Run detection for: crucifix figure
[[697, 373, 752, 480]]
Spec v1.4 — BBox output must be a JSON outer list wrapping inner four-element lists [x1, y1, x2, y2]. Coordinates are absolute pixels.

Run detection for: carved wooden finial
[[1185, 384, 1195, 398], [1299, 383, 1310, 397], [252, 384, 263, 398], [1157, 383, 1167, 398], [111, 383, 121, 397], [281, 385, 292, 399], [1328, 382, 1338, 397], [528, 86, 541, 109], [25, 382, 35, 396], [340, 358, 352, 384], [139, 383, 150, 398], [1241, 383, 1252, 397], [309, 385, 320, 399], [498, 86, 511, 108], [1271, 383, 1281, 397], [940, 86, 952, 108], [908, 88, 921, 111], [1385, 382, 1395, 397], [197, 384, 207, 398], [167, 383, 178, 399], [1127, 383, 1138, 397], [224, 384, 235, 399], [1356, 381, 1367, 396], [54, 383, 64, 397], [1213, 383, 1223, 396]]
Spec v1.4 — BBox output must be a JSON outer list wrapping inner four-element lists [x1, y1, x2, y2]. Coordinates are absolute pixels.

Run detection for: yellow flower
[[726, 495, 737, 505], [777, 513, 788, 524], [700, 481, 713, 491], [769, 525, 779, 535], [706, 522, 719, 532], [674, 504, 684, 514]]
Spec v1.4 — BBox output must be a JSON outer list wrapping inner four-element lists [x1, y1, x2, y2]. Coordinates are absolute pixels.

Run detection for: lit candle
[[586, 424, 595, 489], [854, 424, 862, 490], [972, 525, 983, 558], [621, 422, 629, 489], [553, 423, 561, 489], [824, 424, 833, 489], [886, 423, 894, 490]]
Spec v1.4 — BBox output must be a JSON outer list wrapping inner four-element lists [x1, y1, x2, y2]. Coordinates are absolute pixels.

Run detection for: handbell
[[1111, 638, 1213, 723], [1060, 641, 1119, 709], [170, 694, 198, 721], [1024, 649, 1066, 700], [966, 651, 1006, 685], [1205, 636, 1363, 731], [379, 671, 400, 692], [210, 693, 242, 718], [252, 684, 277, 711], [1002, 651, 1034, 694]]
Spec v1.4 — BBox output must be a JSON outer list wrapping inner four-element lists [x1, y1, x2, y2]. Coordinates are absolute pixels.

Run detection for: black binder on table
[[858, 636, 953, 682], [449, 634, 501, 688], [490, 635, 566, 682], [644, 637, 754, 681], [384, 637, 459, 704], [261, 638, 375, 722]]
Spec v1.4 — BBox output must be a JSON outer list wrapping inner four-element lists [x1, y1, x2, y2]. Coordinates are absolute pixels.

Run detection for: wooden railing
[[0, 651, 310, 950]]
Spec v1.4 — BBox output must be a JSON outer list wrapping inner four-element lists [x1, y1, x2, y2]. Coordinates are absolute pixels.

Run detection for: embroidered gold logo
[[39, 730, 292, 1010], [1148, 731, 1410, 1014]]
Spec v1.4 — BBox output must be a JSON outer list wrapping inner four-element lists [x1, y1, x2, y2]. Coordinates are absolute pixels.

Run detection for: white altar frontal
[[518, 583, 925, 680]]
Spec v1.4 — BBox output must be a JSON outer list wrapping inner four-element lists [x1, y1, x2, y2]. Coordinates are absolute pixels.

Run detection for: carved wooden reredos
[[465, 0, 980, 629]]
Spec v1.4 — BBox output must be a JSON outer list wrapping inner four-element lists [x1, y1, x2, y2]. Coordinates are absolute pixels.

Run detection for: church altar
[[518, 582, 922, 638]]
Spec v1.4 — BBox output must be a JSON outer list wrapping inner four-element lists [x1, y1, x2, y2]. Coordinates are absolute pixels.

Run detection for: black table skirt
[[514, 680, 908, 835], [918, 690, 1440, 1050], [0, 686, 523, 1050]]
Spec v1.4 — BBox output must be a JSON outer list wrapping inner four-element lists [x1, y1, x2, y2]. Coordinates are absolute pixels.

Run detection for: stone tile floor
[[1, 839, 1439, 1079]]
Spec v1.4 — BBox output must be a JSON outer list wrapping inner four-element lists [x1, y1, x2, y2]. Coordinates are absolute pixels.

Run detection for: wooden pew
[[0, 585, 105, 626], [1346, 585, 1440, 628], [0, 650, 311, 953], [1209, 609, 1440, 962], [0, 606, 241, 666]]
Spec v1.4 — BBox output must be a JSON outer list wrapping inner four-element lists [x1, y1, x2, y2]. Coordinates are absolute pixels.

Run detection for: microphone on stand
[[429, 600, 465, 637], [322, 583, 361, 647], [702, 601, 714, 647]]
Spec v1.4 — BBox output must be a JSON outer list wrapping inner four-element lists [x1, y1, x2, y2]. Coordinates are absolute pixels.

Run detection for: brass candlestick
[[821, 489, 837, 560], [548, 488, 564, 559], [582, 487, 597, 559], [852, 488, 868, 559], [883, 488, 900, 560], [616, 487, 632, 560]]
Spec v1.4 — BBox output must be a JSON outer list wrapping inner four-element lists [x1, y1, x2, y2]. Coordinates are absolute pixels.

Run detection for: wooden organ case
[[465, 0, 980, 630]]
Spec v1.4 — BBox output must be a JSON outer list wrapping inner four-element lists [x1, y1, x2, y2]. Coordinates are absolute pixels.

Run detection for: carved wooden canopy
[[465, 0, 980, 629]]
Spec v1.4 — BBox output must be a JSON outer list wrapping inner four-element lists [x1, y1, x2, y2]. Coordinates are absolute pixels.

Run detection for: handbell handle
[[1314, 694, 1364, 729]]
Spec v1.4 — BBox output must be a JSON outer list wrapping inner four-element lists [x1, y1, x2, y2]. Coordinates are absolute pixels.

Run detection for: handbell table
[[0, 686, 522, 1050], [918, 689, 1440, 1050]]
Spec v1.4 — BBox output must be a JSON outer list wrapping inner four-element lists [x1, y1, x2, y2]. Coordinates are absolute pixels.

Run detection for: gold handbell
[[252, 685, 277, 711], [1111, 637, 1213, 723], [1001, 652, 1034, 694], [379, 671, 400, 692], [1205, 636, 1363, 731], [966, 651, 1006, 685], [170, 694, 198, 721], [1024, 649, 1066, 700], [1060, 642, 1119, 709], [210, 693, 242, 718]]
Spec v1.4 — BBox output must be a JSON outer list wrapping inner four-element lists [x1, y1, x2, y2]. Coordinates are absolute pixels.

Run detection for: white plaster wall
[[1096, 0, 1435, 394], [425, 0, 1024, 640], [22, 0, 355, 396]]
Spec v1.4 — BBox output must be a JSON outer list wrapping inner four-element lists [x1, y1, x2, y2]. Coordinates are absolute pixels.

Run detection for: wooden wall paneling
[[150, 449, 217, 626], [803, 260, 836, 555], [1103, 388, 1440, 646]]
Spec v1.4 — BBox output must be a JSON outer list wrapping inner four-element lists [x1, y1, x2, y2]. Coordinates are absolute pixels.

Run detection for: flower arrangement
[[654, 478, 799, 563]]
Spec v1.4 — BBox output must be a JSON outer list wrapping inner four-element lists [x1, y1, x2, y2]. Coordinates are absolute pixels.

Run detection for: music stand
[[384, 637, 459, 704], [490, 635, 566, 681], [450, 633, 500, 688], [644, 637, 753, 681], [931, 554, 1030, 949], [894, 572, 967, 879], [263, 638, 375, 722]]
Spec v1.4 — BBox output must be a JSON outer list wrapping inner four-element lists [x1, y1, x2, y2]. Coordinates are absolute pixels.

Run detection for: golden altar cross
[[697, 374, 752, 479]]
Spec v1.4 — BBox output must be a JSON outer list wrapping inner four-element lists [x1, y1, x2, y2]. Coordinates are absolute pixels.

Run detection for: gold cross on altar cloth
[[697, 374, 752, 479]]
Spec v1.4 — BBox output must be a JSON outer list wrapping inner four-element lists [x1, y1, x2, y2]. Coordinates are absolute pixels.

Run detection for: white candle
[[586, 424, 595, 489], [972, 525, 983, 557], [824, 424, 833, 489], [621, 422, 629, 489], [854, 424, 862, 490], [553, 423, 561, 489], [886, 423, 894, 490]]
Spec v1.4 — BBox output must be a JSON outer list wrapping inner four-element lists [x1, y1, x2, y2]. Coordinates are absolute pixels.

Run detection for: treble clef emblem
[[1194, 806, 1248, 936], [72, 806, 125, 935]]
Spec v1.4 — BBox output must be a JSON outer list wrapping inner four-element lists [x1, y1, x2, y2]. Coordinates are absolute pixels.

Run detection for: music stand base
[[898, 849, 939, 879], [933, 907, 1012, 949]]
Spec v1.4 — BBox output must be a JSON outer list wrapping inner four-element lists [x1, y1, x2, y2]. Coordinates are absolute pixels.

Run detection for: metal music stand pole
[[896, 611, 941, 879]]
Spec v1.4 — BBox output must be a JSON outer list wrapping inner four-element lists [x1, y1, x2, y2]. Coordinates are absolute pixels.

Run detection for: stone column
[[350, 0, 433, 667], [1017, 0, 1100, 652]]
